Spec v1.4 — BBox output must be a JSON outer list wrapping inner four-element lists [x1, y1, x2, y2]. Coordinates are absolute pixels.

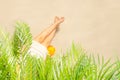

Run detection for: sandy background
[[0, 0, 120, 60]]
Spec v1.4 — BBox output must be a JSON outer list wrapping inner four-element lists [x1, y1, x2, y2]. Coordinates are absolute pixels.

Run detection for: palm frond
[[12, 21, 32, 58], [0, 22, 120, 80]]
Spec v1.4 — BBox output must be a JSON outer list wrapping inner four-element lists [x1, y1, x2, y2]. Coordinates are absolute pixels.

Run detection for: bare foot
[[54, 16, 64, 27], [54, 16, 60, 32]]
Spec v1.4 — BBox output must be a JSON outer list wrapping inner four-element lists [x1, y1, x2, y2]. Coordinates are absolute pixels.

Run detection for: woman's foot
[[54, 16, 64, 26], [54, 16, 64, 32]]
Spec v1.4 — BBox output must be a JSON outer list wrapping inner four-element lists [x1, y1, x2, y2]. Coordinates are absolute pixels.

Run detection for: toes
[[58, 17, 64, 23], [61, 17, 64, 20], [54, 16, 64, 25]]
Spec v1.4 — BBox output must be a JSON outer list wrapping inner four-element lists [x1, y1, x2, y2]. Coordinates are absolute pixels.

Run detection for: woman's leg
[[29, 17, 64, 59], [40, 17, 59, 47], [41, 29, 56, 47], [34, 17, 64, 44]]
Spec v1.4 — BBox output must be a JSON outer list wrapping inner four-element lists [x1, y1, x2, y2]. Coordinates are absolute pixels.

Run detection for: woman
[[29, 16, 64, 59]]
